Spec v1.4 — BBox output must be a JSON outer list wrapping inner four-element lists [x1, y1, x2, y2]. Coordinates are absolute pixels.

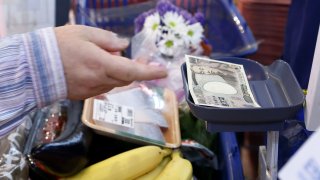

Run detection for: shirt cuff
[[22, 27, 67, 108]]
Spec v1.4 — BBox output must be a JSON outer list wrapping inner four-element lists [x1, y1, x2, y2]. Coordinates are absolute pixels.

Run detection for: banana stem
[[171, 149, 182, 159], [162, 148, 173, 156]]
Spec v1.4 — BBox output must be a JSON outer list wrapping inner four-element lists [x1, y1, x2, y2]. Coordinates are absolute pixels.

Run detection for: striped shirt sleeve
[[0, 27, 67, 136]]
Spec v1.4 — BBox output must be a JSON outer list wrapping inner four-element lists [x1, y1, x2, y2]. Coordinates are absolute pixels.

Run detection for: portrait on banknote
[[185, 55, 260, 108]]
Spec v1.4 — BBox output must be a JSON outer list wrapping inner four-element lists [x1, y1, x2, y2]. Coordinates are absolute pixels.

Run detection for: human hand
[[54, 25, 167, 100]]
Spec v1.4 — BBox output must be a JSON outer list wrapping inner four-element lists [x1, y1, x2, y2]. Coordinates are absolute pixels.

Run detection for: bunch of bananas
[[64, 145, 193, 180]]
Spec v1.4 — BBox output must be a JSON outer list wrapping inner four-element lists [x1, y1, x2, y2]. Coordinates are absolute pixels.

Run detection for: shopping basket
[[73, 0, 257, 57]]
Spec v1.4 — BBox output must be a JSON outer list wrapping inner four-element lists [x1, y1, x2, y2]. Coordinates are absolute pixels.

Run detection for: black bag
[[24, 101, 93, 179]]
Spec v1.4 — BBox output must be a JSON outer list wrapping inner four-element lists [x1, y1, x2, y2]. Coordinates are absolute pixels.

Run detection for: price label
[[93, 99, 134, 128]]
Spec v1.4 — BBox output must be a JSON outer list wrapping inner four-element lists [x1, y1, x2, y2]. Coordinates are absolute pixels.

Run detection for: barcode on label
[[122, 117, 131, 125], [93, 99, 134, 128], [127, 109, 133, 117]]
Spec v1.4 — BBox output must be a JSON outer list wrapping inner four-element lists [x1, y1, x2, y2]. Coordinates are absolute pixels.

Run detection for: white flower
[[157, 32, 184, 57], [143, 12, 161, 39], [162, 11, 187, 32], [184, 22, 204, 46]]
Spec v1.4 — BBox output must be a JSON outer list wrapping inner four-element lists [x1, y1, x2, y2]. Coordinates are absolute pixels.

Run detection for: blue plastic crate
[[74, 0, 257, 57], [219, 132, 244, 180]]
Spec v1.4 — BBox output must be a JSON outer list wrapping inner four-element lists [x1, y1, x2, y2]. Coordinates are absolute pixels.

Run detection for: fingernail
[[150, 64, 167, 74], [118, 37, 129, 46], [149, 62, 166, 71], [111, 32, 129, 46], [110, 32, 118, 36], [149, 62, 161, 67], [114, 34, 130, 46]]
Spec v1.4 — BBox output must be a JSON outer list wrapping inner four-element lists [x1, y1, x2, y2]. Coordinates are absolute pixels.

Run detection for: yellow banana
[[136, 157, 171, 180], [155, 150, 193, 180], [65, 146, 172, 180]]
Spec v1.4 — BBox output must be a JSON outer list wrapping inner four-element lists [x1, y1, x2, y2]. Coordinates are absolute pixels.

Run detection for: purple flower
[[189, 17, 198, 24], [156, 0, 178, 16], [194, 12, 205, 25], [146, 9, 157, 16], [134, 13, 147, 33], [178, 9, 193, 24], [134, 0, 206, 35], [202, 37, 209, 44]]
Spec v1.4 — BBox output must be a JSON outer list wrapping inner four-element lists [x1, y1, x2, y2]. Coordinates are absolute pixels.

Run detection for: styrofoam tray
[[82, 88, 181, 148]]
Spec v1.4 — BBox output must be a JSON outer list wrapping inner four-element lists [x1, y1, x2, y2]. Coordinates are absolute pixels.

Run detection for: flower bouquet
[[131, 0, 212, 102]]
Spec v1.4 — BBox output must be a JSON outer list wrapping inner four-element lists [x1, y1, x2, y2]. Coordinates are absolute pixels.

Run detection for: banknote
[[185, 55, 260, 108]]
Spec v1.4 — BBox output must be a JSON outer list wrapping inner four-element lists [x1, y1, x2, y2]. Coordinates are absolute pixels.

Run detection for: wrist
[[22, 27, 67, 107]]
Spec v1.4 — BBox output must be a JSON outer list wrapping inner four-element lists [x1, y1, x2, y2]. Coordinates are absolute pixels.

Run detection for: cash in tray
[[181, 57, 304, 132]]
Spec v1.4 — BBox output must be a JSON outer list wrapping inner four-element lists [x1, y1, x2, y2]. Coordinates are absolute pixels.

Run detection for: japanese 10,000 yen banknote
[[185, 55, 260, 108]]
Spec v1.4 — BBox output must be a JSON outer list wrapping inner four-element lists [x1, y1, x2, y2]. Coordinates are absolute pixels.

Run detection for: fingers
[[100, 77, 131, 90], [104, 54, 168, 82], [82, 25, 129, 52], [110, 51, 121, 56], [86, 43, 167, 83]]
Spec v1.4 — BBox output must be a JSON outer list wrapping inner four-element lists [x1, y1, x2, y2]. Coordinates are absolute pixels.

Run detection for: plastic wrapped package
[[82, 83, 181, 148], [37, 102, 68, 144], [130, 0, 214, 104], [24, 101, 93, 178], [106, 86, 168, 128], [0, 113, 33, 180]]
